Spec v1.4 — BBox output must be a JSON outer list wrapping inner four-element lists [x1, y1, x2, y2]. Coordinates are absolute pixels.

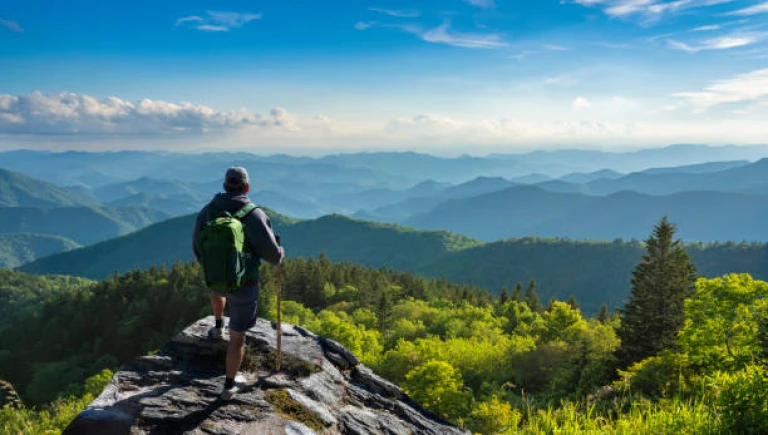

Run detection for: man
[[192, 166, 284, 399]]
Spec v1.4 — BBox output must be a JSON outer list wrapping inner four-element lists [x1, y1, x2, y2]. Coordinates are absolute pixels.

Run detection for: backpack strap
[[232, 203, 258, 220]]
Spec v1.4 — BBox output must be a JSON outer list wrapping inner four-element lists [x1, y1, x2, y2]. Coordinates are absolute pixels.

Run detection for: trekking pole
[[275, 234, 282, 372]]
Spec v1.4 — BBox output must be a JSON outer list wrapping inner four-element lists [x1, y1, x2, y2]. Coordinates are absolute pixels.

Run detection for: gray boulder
[[64, 316, 468, 435]]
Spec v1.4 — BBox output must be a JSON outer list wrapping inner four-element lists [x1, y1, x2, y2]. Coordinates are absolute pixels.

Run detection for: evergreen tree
[[525, 279, 543, 313], [567, 296, 579, 310], [499, 286, 509, 305], [616, 216, 697, 367], [597, 303, 609, 324], [511, 282, 524, 302]]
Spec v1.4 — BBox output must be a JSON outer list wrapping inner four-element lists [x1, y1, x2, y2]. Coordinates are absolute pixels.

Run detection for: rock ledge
[[64, 316, 468, 435]]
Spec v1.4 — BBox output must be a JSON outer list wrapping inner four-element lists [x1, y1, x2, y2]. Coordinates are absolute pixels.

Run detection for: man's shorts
[[213, 284, 259, 332]]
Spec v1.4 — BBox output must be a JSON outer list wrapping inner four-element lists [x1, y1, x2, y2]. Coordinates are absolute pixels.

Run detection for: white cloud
[[176, 11, 261, 32], [667, 31, 767, 52], [0, 18, 22, 33], [725, 1, 768, 16], [0, 92, 298, 135], [355, 21, 376, 30], [393, 21, 507, 49], [673, 68, 768, 110], [369, 7, 421, 18], [573, 96, 593, 109], [545, 75, 579, 86], [510, 50, 539, 60], [421, 22, 507, 48], [176, 16, 204, 26], [691, 24, 721, 31], [569, 0, 736, 20], [543, 44, 569, 51], [465, 0, 496, 9]]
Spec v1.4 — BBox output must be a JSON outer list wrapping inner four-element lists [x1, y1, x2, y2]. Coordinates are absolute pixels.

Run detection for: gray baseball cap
[[224, 166, 249, 187]]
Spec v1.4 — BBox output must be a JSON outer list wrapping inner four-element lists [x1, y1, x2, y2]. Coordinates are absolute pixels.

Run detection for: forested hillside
[[0, 168, 99, 208], [3, 253, 768, 433], [20, 211, 768, 314], [0, 234, 80, 268], [0, 206, 170, 245]]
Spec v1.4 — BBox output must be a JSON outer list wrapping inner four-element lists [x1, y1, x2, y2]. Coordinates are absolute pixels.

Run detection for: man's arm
[[192, 205, 209, 263], [244, 208, 284, 265]]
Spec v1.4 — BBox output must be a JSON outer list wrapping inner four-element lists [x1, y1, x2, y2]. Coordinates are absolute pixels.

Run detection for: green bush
[[710, 365, 768, 434]]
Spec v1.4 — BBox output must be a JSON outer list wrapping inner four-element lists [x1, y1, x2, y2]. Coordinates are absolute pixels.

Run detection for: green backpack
[[199, 203, 258, 292]]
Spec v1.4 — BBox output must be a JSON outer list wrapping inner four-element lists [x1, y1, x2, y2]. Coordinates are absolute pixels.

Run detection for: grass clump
[[265, 389, 324, 431]]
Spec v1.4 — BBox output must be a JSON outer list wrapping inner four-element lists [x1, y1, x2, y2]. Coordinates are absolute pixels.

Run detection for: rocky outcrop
[[64, 316, 468, 434]]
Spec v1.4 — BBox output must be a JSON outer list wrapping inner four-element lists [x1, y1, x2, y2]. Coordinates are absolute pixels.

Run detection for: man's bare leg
[[211, 292, 226, 320], [226, 330, 246, 379]]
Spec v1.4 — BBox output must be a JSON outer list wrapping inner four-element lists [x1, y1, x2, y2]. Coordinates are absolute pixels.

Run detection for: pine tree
[[597, 303, 609, 324], [499, 286, 509, 305], [511, 282, 524, 302], [567, 296, 579, 310], [616, 216, 697, 367], [525, 279, 543, 313]]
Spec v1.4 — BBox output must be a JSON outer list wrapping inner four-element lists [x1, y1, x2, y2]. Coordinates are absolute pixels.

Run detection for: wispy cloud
[[570, 0, 737, 20], [543, 43, 570, 51], [355, 21, 376, 31], [674, 68, 768, 110], [593, 41, 632, 48], [393, 21, 507, 49], [465, 0, 496, 9], [176, 11, 262, 32], [724, 1, 768, 16], [667, 31, 768, 52], [0, 18, 23, 33], [545, 75, 579, 86], [369, 7, 421, 18], [573, 96, 593, 109], [510, 50, 539, 60], [691, 24, 721, 31]]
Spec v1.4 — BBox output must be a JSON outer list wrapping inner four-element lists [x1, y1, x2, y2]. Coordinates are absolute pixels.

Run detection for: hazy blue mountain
[[559, 169, 624, 183], [364, 176, 518, 222], [509, 173, 553, 184], [90, 177, 204, 202], [20, 211, 481, 280], [108, 192, 207, 217], [407, 185, 768, 242], [587, 158, 768, 195], [6, 146, 767, 192], [533, 180, 594, 195], [0, 150, 410, 190], [0, 233, 81, 268], [0, 168, 100, 208], [0, 206, 170, 245], [641, 160, 750, 175]]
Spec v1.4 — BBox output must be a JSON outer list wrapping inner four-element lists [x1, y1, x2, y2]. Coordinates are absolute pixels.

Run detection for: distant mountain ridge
[[0, 206, 171, 245], [407, 184, 768, 242], [0, 233, 81, 268], [0, 168, 99, 208], [19, 209, 768, 314]]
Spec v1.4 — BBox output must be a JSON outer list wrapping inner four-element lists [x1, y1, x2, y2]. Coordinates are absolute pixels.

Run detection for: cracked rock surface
[[64, 316, 468, 435]]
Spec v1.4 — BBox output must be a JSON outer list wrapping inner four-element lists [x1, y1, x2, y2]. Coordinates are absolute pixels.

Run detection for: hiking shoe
[[220, 375, 246, 400], [220, 383, 241, 400], [207, 326, 223, 340]]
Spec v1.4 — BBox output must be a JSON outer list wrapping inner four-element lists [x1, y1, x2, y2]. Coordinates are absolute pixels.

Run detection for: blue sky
[[1, 0, 767, 155]]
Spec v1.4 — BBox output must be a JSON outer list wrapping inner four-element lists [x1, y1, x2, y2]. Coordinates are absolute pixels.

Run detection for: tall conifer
[[616, 216, 697, 367]]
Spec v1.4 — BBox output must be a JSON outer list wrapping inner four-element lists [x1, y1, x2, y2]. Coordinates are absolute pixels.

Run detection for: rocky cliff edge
[[64, 316, 468, 435]]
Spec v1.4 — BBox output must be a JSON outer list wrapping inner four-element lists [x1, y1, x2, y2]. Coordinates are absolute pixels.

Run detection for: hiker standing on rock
[[192, 166, 284, 399]]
